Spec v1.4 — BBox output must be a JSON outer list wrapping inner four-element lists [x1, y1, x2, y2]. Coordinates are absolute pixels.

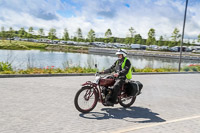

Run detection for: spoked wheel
[[74, 86, 98, 113], [118, 92, 136, 108]]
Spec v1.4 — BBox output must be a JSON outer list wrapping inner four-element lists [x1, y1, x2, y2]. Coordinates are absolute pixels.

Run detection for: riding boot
[[104, 90, 114, 106], [104, 101, 114, 106]]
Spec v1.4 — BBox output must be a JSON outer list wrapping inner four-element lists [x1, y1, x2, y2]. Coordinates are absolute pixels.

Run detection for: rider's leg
[[110, 79, 124, 103]]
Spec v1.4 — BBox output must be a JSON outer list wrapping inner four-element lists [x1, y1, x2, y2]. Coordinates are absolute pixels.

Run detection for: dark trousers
[[108, 79, 125, 103]]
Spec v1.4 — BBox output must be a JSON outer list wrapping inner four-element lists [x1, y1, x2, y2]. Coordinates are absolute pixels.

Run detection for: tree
[[0, 26, 5, 41], [116, 38, 122, 43], [158, 36, 164, 46], [87, 29, 95, 42], [18, 27, 26, 38], [76, 28, 83, 42], [129, 27, 136, 38], [133, 34, 142, 44], [171, 28, 181, 46], [192, 39, 195, 44], [38, 28, 44, 39], [28, 27, 34, 40], [127, 27, 136, 44], [105, 29, 112, 38], [73, 36, 77, 42], [198, 34, 200, 43], [63, 28, 69, 41], [8, 27, 14, 43], [146, 28, 156, 45], [109, 37, 115, 43], [124, 37, 132, 44], [48, 28, 56, 41], [186, 39, 190, 46]]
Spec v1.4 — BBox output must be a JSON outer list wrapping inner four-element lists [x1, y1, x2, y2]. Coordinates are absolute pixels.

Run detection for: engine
[[101, 86, 112, 101]]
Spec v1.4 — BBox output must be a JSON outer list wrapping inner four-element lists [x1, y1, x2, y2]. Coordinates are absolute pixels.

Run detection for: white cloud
[[0, 0, 200, 40]]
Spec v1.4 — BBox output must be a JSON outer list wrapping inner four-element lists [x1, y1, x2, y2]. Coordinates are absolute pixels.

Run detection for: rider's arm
[[118, 59, 131, 77], [103, 61, 117, 74]]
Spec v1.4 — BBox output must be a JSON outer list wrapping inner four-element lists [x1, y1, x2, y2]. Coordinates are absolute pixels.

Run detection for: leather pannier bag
[[125, 81, 143, 96]]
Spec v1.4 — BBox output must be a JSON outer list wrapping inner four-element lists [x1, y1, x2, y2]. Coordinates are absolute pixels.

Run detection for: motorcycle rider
[[100, 49, 132, 106]]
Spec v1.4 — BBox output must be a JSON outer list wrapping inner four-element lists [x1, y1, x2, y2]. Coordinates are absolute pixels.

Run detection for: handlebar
[[95, 71, 123, 79], [95, 71, 105, 76], [95, 72, 115, 79]]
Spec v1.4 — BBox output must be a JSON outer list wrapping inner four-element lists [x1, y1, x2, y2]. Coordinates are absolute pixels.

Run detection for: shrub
[[197, 66, 200, 71], [183, 65, 200, 72], [0, 62, 13, 72], [134, 67, 178, 73], [0, 71, 15, 74], [131, 67, 136, 72], [182, 67, 190, 72], [191, 67, 198, 72]]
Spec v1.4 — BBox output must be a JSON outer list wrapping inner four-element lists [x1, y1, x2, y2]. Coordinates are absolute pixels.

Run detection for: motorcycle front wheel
[[74, 86, 98, 113]]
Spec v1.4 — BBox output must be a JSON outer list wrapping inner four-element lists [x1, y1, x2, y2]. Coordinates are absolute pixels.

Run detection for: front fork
[[82, 82, 103, 103]]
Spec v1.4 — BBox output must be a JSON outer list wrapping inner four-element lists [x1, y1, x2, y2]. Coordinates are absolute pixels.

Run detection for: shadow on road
[[79, 106, 166, 123]]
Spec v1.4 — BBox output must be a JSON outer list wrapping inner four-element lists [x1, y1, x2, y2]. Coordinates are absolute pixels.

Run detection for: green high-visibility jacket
[[121, 57, 132, 79]]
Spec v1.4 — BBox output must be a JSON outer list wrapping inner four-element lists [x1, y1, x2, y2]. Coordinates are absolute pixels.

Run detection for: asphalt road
[[0, 74, 200, 133]]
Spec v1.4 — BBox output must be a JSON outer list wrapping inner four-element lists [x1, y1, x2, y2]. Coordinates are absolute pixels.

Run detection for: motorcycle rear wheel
[[74, 86, 98, 113], [118, 94, 136, 108]]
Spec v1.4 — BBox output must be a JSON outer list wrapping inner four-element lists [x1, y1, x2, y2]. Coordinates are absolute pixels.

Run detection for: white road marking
[[103, 115, 200, 133]]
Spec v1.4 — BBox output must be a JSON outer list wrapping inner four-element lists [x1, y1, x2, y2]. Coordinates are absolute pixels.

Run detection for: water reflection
[[0, 49, 200, 70]]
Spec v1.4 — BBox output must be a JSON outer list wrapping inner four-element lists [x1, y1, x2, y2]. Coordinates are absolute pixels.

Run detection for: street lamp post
[[178, 0, 189, 72]]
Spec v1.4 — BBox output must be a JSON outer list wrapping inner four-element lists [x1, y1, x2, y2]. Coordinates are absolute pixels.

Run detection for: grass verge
[[0, 40, 89, 52]]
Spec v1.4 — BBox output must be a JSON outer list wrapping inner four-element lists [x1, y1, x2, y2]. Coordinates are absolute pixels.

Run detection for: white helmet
[[115, 49, 127, 57]]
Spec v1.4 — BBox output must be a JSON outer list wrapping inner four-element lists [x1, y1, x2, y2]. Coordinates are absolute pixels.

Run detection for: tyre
[[118, 93, 136, 108], [74, 86, 98, 113]]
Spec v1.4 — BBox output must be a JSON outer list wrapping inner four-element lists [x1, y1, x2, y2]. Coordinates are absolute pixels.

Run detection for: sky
[[0, 0, 200, 40]]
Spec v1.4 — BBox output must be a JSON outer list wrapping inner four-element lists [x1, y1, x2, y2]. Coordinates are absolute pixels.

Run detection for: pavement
[[0, 74, 200, 133]]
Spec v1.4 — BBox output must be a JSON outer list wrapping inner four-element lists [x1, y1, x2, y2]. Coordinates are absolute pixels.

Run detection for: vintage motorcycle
[[74, 73, 142, 113]]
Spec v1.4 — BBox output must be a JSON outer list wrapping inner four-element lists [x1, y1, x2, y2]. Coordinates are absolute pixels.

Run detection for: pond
[[0, 49, 199, 70]]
